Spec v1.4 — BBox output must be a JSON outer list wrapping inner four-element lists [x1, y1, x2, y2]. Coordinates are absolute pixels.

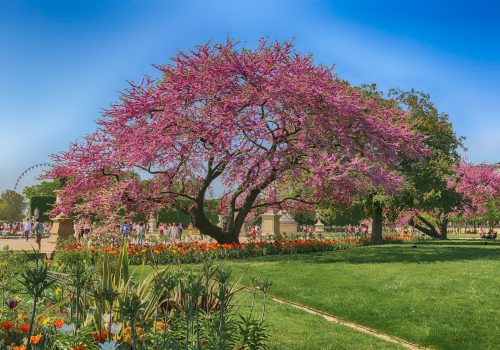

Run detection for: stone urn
[[48, 191, 74, 244], [48, 213, 75, 244], [314, 220, 325, 233]]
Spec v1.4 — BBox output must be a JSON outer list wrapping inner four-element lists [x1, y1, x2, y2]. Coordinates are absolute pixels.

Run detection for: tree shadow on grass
[[416, 240, 500, 247], [249, 242, 500, 265]]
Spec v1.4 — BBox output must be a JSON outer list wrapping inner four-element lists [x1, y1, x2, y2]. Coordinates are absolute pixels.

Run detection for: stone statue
[[314, 209, 325, 233]]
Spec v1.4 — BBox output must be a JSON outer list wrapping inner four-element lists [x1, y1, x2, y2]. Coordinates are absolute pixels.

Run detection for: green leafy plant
[[19, 253, 56, 350]]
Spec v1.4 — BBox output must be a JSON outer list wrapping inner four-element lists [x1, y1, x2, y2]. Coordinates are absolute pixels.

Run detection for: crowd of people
[[118, 222, 187, 245], [73, 219, 94, 240], [157, 222, 185, 240], [71, 221, 187, 246], [0, 219, 51, 249]]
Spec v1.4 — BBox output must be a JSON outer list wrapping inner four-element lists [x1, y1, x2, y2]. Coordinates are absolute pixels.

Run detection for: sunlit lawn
[[236, 291, 404, 350], [134, 240, 499, 349], [226, 241, 500, 350]]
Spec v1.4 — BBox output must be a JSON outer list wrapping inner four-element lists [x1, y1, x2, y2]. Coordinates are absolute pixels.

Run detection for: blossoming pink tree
[[47, 40, 426, 243], [449, 161, 500, 219], [401, 161, 500, 237]]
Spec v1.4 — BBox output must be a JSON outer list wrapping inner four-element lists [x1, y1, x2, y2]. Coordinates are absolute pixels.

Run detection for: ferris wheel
[[13, 163, 52, 192]]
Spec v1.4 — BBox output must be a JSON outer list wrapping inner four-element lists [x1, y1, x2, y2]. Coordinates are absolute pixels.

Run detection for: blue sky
[[1, 0, 499, 192]]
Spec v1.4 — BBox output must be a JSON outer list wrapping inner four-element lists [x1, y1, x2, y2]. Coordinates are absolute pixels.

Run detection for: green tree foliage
[[320, 203, 366, 226], [0, 190, 26, 222], [391, 89, 464, 239], [29, 196, 56, 221], [451, 196, 500, 230], [23, 179, 62, 198], [158, 199, 220, 225], [319, 86, 464, 241]]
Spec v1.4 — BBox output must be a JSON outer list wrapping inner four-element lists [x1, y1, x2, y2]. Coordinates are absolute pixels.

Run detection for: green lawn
[[133, 240, 499, 349], [236, 291, 404, 350], [447, 233, 480, 239], [226, 241, 500, 350]]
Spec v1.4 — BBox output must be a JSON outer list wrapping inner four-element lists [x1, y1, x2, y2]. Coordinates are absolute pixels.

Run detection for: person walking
[[168, 223, 175, 240], [136, 222, 145, 245], [250, 226, 257, 240], [23, 219, 32, 242], [34, 219, 44, 250], [177, 223, 183, 241]]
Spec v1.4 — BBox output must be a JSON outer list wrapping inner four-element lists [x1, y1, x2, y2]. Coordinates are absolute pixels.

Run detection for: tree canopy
[[47, 39, 427, 243], [23, 179, 62, 198], [0, 190, 25, 222]]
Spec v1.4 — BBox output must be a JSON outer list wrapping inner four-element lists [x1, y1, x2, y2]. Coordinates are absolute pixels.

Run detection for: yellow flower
[[15, 295, 21, 301], [122, 326, 144, 342], [55, 287, 62, 297], [123, 327, 131, 342], [39, 316, 51, 327], [82, 259, 87, 264]]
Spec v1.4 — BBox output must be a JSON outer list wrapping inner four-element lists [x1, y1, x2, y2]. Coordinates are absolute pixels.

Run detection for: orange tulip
[[93, 330, 108, 342], [0, 320, 13, 332], [53, 318, 64, 328], [18, 323, 30, 333], [30, 333, 43, 344]]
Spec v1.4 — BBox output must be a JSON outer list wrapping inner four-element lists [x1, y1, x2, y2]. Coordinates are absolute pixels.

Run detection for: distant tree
[[352, 87, 465, 240], [391, 89, 465, 239], [23, 179, 61, 198], [29, 196, 56, 222], [0, 190, 25, 222], [318, 87, 466, 241], [320, 202, 366, 226], [448, 162, 500, 221]]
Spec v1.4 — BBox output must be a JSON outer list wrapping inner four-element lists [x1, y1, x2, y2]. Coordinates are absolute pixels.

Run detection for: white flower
[[110, 322, 122, 335], [58, 323, 75, 335], [98, 341, 120, 350], [102, 313, 111, 323]]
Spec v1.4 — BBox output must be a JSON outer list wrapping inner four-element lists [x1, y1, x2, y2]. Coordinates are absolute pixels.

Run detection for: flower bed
[[382, 233, 417, 243], [1, 247, 273, 350], [55, 239, 355, 266]]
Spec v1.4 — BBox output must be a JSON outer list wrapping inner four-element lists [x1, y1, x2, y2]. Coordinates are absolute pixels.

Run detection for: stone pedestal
[[148, 215, 157, 233], [279, 211, 298, 235], [314, 220, 325, 233], [48, 213, 74, 244], [261, 212, 281, 237]]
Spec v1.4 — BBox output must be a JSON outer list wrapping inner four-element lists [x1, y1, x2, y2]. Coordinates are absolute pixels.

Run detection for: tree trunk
[[188, 205, 239, 244], [187, 170, 276, 244], [409, 214, 440, 239], [439, 214, 448, 240], [371, 203, 383, 244]]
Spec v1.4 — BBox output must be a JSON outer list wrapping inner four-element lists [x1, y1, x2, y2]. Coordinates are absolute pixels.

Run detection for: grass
[[236, 290, 404, 350], [447, 233, 480, 239], [131, 268, 404, 349], [133, 240, 499, 349], [226, 240, 500, 350]]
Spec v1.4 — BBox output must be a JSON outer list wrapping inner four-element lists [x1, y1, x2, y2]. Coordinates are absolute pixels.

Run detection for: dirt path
[[0, 238, 55, 254], [269, 294, 426, 350]]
